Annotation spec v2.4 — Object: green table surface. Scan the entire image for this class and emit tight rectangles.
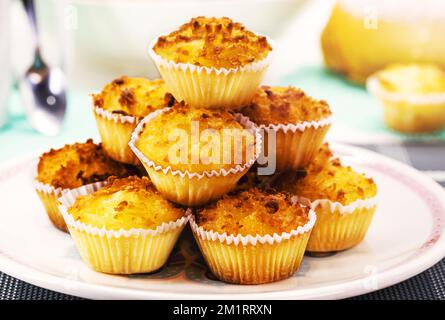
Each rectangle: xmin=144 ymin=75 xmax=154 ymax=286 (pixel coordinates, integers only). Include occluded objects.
xmin=0 ymin=86 xmax=96 ymax=162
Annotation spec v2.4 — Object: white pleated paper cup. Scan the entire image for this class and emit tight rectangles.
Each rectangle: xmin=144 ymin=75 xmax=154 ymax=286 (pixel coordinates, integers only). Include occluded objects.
xmin=58 ymin=182 xmax=190 ymax=274
xmin=128 ymin=108 xmax=262 ymax=206
xmin=148 ymin=36 xmax=274 ymax=109
xmin=91 ymin=95 xmax=141 ymax=166
xmin=189 ymin=209 xmax=316 ymax=284
xmin=307 ymin=196 xmax=378 ymax=253
xmin=259 ymin=116 xmax=332 ymax=172
xmin=34 ymin=180 xmax=69 ymax=232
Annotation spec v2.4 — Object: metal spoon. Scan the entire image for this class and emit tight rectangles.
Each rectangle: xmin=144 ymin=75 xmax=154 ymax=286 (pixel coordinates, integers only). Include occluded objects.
xmin=19 ymin=0 xmax=66 ymax=136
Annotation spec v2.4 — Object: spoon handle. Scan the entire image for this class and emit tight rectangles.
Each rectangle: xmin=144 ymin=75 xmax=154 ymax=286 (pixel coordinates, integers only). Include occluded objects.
xmin=22 ymin=0 xmax=40 ymax=52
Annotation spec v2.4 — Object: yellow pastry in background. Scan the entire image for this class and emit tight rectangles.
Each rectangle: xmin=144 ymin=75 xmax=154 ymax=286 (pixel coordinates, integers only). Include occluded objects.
xmin=277 ymin=144 xmax=378 ymax=253
xmin=58 ymin=176 xmax=189 ymax=274
xmin=129 ymin=102 xmax=259 ymax=206
xmin=150 ymin=17 xmax=273 ymax=109
xmin=321 ymin=0 xmax=445 ymax=84
xmin=92 ymin=76 xmax=175 ymax=165
xmin=35 ymin=139 xmax=136 ymax=232
xmin=367 ymin=64 xmax=445 ymax=133
xmin=238 ymin=86 xmax=332 ymax=172
xmin=190 ymin=188 xmax=315 ymax=284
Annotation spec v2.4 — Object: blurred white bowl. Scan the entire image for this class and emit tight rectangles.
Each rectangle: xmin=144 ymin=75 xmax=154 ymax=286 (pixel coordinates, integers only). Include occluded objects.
xmin=35 ymin=0 xmax=307 ymax=90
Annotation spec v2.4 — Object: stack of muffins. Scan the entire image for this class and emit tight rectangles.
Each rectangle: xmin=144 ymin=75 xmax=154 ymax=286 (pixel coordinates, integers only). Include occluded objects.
xmin=34 ymin=17 xmax=378 ymax=284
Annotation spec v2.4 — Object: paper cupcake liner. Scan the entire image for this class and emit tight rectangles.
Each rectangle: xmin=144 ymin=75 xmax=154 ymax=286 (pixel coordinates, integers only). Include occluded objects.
xmin=367 ymin=77 xmax=445 ymax=133
xmin=260 ymin=117 xmax=332 ymax=172
xmin=148 ymin=36 xmax=274 ymax=109
xmin=189 ymin=210 xmax=316 ymax=284
xmin=93 ymin=104 xmax=141 ymax=165
xmin=34 ymin=180 xmax=68 ymax=232
xmin=58 ymin=182 xmax=190 ymax=274
xmin=307 ymin=196 xmax=378 ymax=252
xmin=128 ymin=108 xmax=262 ymax=206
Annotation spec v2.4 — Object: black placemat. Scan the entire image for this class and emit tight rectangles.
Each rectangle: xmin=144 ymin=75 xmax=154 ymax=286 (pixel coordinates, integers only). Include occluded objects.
xmin=0 ymin=272 xmax=80 ymax=300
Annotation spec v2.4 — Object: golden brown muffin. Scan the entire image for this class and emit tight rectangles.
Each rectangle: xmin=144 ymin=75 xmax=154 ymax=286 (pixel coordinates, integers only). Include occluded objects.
xmin=278 ymin=155 xmax=377 ymax=205
xmin=136 ymin=102 xmax=256 ymax=173
xmin=275 ymin=143 xmax=377 ymax=253
xmin=61 ymin=176 xmax=188 ymax=274
xmin=237 ymin=86 xmax=331 ymax=172
xmin=37 ymin=139 xmax=136 ymax=189
xmin=191 ymin=187 xmax=313 ymax=284
xmin=68 ymin=176 xmax=185 ymax=230
xmin=92 ymin=76 xmax=175 ymax=119
xmin=195 ymin=188 xmax=310 ymax=236
xmin=276 ymin=147 xmax=377 ymax=253
xmin=238 ymin=86 xmax=332 ymax=125
xmin=153 ymin=17 xmax=272 ymax=69
xmin=272 ymin=143 xmax=378 ymax=253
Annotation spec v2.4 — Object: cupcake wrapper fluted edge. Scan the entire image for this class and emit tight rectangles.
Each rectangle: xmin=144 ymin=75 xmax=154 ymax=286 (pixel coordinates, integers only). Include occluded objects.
xmin=307 ymin=196 xmax=378 ymax=252
xmin=189 ymin=209 xmax=316 ymax=284
xmin=128 ymin=108 xmax=262 ymax=206
xmin=148 ymin=35 xmax=275 ymax=109
xmin=34 ymin=180 xmax=68 ymax=232
xmin=259 ymin=117 xmax=332 ymax=172
xmin=58 ymin=182 xmax=190 ymax=274
xmin=92 ymin=98 xmax=141 ymax=165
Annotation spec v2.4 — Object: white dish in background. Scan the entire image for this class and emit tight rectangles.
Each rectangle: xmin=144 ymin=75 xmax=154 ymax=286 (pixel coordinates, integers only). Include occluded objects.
xmin=8 ymin=0 xmax=308 ymax=91
xmin=0 ymin=143 xmax=444 ymax=299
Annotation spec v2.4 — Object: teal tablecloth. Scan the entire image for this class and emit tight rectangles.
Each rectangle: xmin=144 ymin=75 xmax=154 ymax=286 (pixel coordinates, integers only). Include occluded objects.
xmin=0 ymin=87 xmax=97 ymax=162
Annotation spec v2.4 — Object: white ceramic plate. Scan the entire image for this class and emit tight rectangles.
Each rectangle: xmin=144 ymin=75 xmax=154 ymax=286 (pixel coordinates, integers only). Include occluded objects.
xmin=0 ymin=143 xmax=444 ymax=300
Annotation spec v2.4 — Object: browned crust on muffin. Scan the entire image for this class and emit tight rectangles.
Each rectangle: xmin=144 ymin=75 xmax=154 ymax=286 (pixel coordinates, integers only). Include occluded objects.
xmin=153 ymin=17 xmax=272 ymax=69
xmin=37 ymin=139 xmax=137 ymax=189
xmin=92 ymin=76 xmax=175 ymax=119
xmin=195 ymin=187 xmax=309 ymax=236
xmin=97 ymin=175 xmax=155 ymax=194
xmin=238 ymin=86 xmax=332 ymax=125
xmin=136 ymin=101 xmax=256 ymax=172
xmin=275 ymin=144 xmax=377 ymax=204
xmin=67 ymin=176 xmax=185 ymax=230
xmin=157 ymin=101 xmax=243 ymax=130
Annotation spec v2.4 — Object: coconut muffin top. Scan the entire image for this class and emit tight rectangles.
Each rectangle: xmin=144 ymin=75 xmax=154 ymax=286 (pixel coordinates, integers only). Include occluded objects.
xmin=68 ymin=176 xmax=185 ymax=230
xmin=277 ymin=146 xmax=377 ymax=205
xmin=37 ymin=139 xmax=136 ymax=189
xmin=375 ymin=64 xmax=445 ymax=94
xmin=92 ymin=76 xmax=175 ymax=119
xmin=135 ymin=102 xmax=256 ymax=173
xmin=238 ymin=86 xmax=332 ymax=125
xmin=195 ymin=188 xmax=310 ymax=236
xmin=152 ymin=17 xmax=272 ymax=69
